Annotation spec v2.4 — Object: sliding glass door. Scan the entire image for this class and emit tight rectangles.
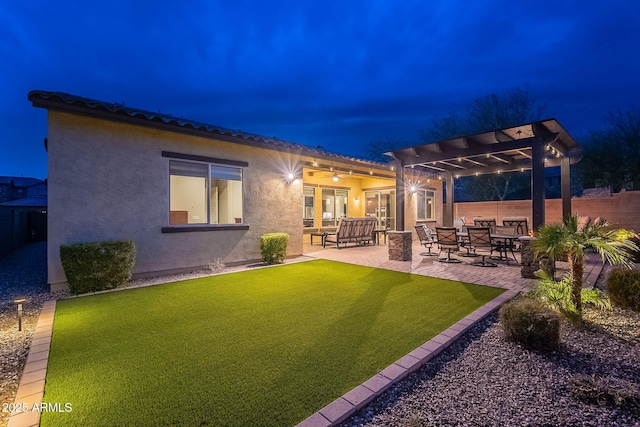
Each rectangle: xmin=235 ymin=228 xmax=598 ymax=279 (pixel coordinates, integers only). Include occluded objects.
xmin=364 ymin=190 xmax=395 ymax=230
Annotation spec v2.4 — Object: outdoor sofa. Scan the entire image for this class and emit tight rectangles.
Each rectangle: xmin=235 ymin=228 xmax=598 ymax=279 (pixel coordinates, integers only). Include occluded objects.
xmin=324 ymin=217 xmax=377 ymax=248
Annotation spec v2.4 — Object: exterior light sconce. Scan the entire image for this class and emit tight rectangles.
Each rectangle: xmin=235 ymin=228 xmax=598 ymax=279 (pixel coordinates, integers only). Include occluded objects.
xmin=15 ymin=297 xmax=26 ymax=331
xmin=410 ymin=185 xmax=417 ymax=193
xmin=369 ymin=170 xmax=373 ymax=175
xmin=354 ymin=197 xmax=360 ymax=205
xmin=348 ymin=170 xmax=352 ymax=175
xmin=332 ymin=173 xmax=339 ymax=182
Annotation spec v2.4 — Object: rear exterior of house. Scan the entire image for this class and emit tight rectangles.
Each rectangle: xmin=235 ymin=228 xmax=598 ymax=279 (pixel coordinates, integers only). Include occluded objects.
xmin=30 ymin=91 xmax=443 ymax=291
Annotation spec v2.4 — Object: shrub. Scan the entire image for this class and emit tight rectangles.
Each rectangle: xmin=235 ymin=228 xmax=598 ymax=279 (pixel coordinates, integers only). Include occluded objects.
xmin=569 ymin=374 xmax=640 ymax=410
xmin=499 ymin=299 xmax=560 ymax=351
xmin=60 ymin=240 xmax=136 ymax=294
xmin=528 ymin=271 xmax=611 ymax=321
xmin=607 ymin=267 xmax=640 ymax=311
xmin=260 ymin=233 xmax=289 ymax=265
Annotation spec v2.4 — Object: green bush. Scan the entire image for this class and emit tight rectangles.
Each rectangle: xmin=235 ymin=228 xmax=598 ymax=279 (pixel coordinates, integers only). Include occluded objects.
xmin=528 ymin=271 xmax=611 ymax=321
xmin=607 ymin=267 xmax=640 ymax=311
xmin=499 ymin=299 xmax=560 ymax=351
xmin=260 ymin=233 xmax=289 ymax=265
xmin=60 ymin=240 xmax=136 ymax=294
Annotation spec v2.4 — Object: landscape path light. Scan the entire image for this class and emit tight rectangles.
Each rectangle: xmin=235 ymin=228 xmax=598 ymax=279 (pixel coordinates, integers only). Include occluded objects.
xmin=14 ymin=297 xmax=26 ymax=331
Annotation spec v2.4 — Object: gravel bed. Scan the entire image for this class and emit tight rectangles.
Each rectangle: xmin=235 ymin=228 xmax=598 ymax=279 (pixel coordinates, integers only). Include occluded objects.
xmin=341 ymin=265 xmax=640 ymax=427
xmin=0 ymin=242 xmax=50 ymax=427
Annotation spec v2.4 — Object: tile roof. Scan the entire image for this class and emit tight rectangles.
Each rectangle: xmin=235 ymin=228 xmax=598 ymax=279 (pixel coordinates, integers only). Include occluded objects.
xmin=0 ymin=176 xmax=44 ymax=187
xmin=0 ymin=195 xmax=47 ymax=207
xmin=28 ymin=90 xmax=390 ymax=170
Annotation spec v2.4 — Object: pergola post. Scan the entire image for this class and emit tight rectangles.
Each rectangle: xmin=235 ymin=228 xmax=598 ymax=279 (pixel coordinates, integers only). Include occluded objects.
xmin=444 ymin=172 xmax=454 ymax=227
xmin=394 ymin=160 xmax=405 ymax=231
xmin=531 ymin=139 xmax=546 ymax=231
xmin=561 ymin=156 xmax=571 ymax=220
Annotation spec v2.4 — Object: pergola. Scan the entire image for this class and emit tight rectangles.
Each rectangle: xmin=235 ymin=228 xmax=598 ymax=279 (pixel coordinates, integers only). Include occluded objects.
xmin=387 ymin=119 xmax=582 ymax=231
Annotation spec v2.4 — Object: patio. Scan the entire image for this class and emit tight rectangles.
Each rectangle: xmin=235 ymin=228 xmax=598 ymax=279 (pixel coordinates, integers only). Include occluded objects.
xmin=303 ymin=239 xmax=604 ymax=294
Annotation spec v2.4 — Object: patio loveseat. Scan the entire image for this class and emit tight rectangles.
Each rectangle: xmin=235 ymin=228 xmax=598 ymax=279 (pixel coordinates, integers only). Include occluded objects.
xmin=324 ymin=217 xmax=377 ymax=248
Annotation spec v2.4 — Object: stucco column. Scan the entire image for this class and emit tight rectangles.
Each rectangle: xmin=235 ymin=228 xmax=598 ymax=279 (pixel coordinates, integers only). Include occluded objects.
xmin=394 ymin=160 xmax=405 ymax=231
xmin=561 ymin=156 xmax=571 ymax=221
xmin=531 ymin=140 xmax=545 ymax=231
xmin=443 ymin=172 xmax=454 ymax=227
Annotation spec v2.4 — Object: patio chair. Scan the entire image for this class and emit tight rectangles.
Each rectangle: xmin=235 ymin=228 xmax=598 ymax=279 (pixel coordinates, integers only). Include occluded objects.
xmin=467 ymin=227 xmax=497 ymax=267
xmin=435 ymin=227 xmax=461 ymax=263
xmin=415 ymin=224 xmax=438 ymax=256
xmin=502 ymin=217 xmax=528 ymax=236
xmin=473 ymin=218 xmax=496 ymax=234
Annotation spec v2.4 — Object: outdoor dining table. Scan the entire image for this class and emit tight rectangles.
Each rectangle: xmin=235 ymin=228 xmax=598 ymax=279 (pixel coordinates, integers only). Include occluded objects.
xmin=457 ymin=232 xmax=521 ymax=264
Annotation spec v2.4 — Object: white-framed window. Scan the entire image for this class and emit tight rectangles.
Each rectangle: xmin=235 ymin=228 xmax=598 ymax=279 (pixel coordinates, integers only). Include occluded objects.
xmin=417 ymin=189 xmax=435 ymax=220
xmin=321 ymin=188 xmax=348 ymax=227
xmin=303 ymin=187 xmax=315 ymax=227
xmin=169 ymin=159 xmax=244 ymax=225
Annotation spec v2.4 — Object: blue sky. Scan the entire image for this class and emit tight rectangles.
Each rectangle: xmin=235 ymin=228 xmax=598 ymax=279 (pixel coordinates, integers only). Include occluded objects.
xmin=1 ymin=0 xmax=639 ymax=179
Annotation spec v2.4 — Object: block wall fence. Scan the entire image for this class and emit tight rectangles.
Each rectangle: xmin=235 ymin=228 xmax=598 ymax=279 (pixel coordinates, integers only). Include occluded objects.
xmin=453 ymin=190 xmax=640 ymax=232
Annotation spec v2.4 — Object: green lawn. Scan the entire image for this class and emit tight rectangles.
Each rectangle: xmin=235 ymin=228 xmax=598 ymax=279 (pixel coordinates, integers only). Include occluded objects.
xmin=41 ymin=259 xmax=504 ymax=426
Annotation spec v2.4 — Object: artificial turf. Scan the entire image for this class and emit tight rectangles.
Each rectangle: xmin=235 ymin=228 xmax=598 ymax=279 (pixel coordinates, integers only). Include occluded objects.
xmin=41 ymin=259 xmax=505 ymax=426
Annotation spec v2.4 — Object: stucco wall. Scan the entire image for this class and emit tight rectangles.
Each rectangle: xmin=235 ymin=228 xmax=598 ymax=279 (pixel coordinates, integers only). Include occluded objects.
xmin=47 ymin=111 xmax=304 ymax=288
xmin=453 ymin=191 xmax=640 ymax=232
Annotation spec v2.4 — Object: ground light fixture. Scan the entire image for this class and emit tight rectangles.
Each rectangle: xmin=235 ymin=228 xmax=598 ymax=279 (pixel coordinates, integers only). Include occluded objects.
xmin=14 ymin=297 xmax=26 ymax=331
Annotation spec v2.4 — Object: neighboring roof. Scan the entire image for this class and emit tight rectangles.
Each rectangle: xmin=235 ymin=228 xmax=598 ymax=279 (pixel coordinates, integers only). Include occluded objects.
xmin=0 ymin=176 xmax=44 ymax=187
xmin=0 ymin=195 xmax=47 ymax=208
xmin=28 ymin=90 xmax=391 ymax=172
xmin=387 ymin=119 xmax=582 ymax=177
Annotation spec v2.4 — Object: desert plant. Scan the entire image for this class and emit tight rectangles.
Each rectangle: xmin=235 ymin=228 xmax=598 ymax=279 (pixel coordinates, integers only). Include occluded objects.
xmin=60 ymin=240 xmax=136 ymax=294
xmin=499 ymin=299 xmax=560 ymax=351
xmin=607 ymin=267 xmax=640 ymax=311
xmin=528 ymin=271 xmax=611 ymax=321
xmin=534 ymin=215 xmax=637 ymax=315
xmin=569 ymin=374 xmax=640 ymax=410
xmin=260 ymin=233 xmax=289 ymax=265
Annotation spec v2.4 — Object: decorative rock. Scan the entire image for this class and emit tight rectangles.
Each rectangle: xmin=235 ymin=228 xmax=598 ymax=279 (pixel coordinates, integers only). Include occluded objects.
xmin=388 ymin=231 xmax=412 ymax=261
xmin=519 ymin=236 xmax=555 ymax=279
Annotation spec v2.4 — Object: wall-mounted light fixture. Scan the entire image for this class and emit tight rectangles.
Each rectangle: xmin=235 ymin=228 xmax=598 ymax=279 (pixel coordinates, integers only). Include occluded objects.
xmin=332 ymin=173 xmax=339 ymax=182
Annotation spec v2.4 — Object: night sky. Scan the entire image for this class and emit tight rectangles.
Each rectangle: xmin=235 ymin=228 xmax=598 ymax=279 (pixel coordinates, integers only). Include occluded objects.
xmin=1 ymin=0 xmax=639 ymax=179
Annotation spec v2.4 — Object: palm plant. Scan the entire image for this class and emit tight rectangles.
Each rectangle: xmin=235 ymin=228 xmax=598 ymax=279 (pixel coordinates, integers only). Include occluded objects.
xmin=533 ymin=215 xmax=638 ymax=315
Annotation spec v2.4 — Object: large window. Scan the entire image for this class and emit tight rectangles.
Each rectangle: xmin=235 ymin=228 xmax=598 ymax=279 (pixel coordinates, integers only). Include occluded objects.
xmin=417 ymin=189 xmax=435 ymax=220
xmin=169 ymin=160 xmax=243 ymax=225
xmin=303 ymin=187 xmax=315 ymax=227
xmin=321 ymin=189 xmax=348 ymax=227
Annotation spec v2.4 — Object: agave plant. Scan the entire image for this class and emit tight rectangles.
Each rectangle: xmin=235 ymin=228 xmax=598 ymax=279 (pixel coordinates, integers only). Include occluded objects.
xmin=533 ymin=215 xmax=638 ymax=315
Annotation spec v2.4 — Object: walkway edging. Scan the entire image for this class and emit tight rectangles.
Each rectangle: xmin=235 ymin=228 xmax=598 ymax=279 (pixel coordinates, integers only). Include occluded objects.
xmin=296 ymin=289 xmax=521 ymax=427
xmin=8 ymin=300 xmax=56 ymax=427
